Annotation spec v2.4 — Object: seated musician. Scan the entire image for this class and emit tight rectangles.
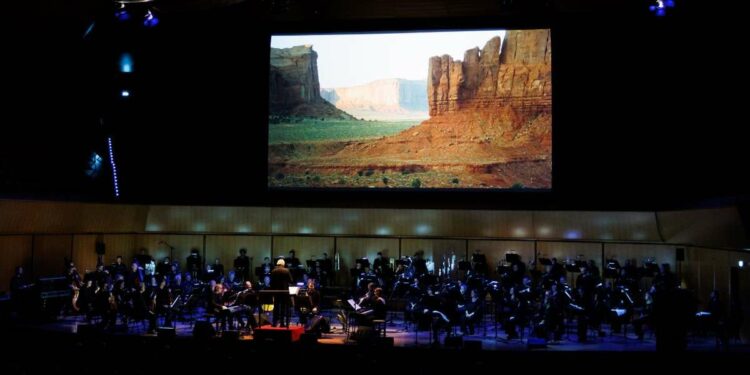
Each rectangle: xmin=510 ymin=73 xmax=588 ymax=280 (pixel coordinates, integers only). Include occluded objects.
xmin=355 ymin=287 xmax=387 ymax=326
xmin=209 ymin=284 xmax=231 ymax=330
xmin=153 ymin=278 xmax=174 ymax=327
xmin=461 ymin=289 xmax=484 ymax=335
xmin=232 ymin=281 xmax=258 ymax=331
xmin=299 ymin=279 xmax=321 ymax=325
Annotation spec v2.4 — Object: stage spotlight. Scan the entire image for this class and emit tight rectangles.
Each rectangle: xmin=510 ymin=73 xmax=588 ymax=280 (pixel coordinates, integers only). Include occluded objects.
xmin=649 ymin=0 xmax=675 ymax=17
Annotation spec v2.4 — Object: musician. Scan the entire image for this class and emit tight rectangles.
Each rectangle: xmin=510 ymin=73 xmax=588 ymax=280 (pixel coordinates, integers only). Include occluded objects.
xmin=134 ymin=248 xmax=153 ymax=272
xmin=152 ymin=278 xmax=174 ymax=329
xmin=9 ymin=266 xmax=30 ymax=311
xmin=207 ymin=258 xmax=225 ymax=282
xmin=286 ymin=250 xmax=301 ymax=269
xmin=209 ymin=284 xmax=230 ymax=331
xmin=260 ymin=257 xmax=273 ymax=288
xmin=319 ymin=252 xmax=333 ymax=286
xmin=461 ymin=289 xmax=484 ymax=335
xmin=93 ymin=280 xmax=116 ymax=329
xmin=286 ymin=250 xmax=304 ymax=283
xmin=373 ymin=252 xmax=388 ymax=277
xmin=270 ymin=259 xmax=293 ymax=327
xmin=299 ymin=279 xmax=321 ymax=326
xmin=412 ymin=250 xmax=428 ymax=279
xmin=471 ymin=249 xmax=488 ymax=276
xmin=233 ymin=281 xmax=258 ymax=331
xmin=358 ymin=282 xmax=376 ymax=309
xmin=67 ymin=264 xmax=83 ymax=312
xmin=234 ymin=248 xmax=251 ymax=282
xmin=186 ymin=248 xmax=202 ymax=279
xmin=92 ymin=263 xmax=110 ymax=286
xmin=125 ymin=262 xmax=143 ymax=291
xmin=112 ymin=279 xmax=131 ymax=324
xmin=110 ymin=256 xmax=128 ymax=280
xmin=156 ymin=257 xmax=172 ymax=283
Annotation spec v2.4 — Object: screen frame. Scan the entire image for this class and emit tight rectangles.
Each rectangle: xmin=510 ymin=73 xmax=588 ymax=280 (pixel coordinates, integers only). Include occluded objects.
xmin=265 ymin=19 xmax=555 ymax=196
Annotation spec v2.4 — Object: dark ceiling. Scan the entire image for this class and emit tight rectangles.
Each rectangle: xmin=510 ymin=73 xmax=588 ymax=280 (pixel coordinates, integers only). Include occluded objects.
xmin=1 ymin=1 xmax=745 ymax=211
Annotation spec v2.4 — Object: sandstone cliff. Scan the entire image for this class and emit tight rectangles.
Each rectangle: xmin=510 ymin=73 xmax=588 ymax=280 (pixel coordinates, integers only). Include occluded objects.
xmin=321 ymin=79 xmax=428 ymax=120
xmin=269 ymin=45 xmax=353 ymax=119
xmin=428 ymin=29 xmax=551 ymax=117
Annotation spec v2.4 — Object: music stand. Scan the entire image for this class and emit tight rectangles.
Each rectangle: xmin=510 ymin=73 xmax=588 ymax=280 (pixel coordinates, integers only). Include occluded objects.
xmin=458 ymin=261 xmax=471 ymax=271
xmin=254 ymin=267 xmax=265 ymax=278
xmin=505 ymin=253 xmax=521 ymax=263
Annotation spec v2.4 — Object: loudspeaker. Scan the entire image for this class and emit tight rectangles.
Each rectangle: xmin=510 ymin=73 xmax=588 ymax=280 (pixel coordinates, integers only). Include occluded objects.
xmin=157 ymin=327 xmax=175 ymax=339
xmin=77 ymin=324 xmax=98 ymax=336
xmin=352 ymin=326 xmax=377 ymax=344
xmin=445 ymin=335 xmax=463 ymax=348
xmin=527 ymin=338 xmax=547 ymax=349
xmin=676 ymin=248 xmax=685 ymax=262
xmin=193 ymin=320 xmax=216 ymax=339
xmin=306 ymin=316 xmax=330 ymax=334
xmin=95 ymin=241 xmax=106 ymax=255
xmin=222 ymin=330 xmax=239 ymax=341
xmin=300 ymin=332 xmax=318 ymax=346
xmin=376 ymin=336 xmax=394 ymax=348
xmin=463 ymin=340 xmax=482 ymax=350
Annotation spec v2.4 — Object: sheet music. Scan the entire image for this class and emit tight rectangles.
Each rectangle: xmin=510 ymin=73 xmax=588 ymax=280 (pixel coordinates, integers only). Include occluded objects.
xmin=347 ymin=298 xmax=361 ymax=311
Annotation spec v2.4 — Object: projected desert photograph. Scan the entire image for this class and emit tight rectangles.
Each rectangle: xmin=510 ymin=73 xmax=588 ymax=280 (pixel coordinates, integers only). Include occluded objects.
xmin=268 ymin=29 xmax=551 ymax=189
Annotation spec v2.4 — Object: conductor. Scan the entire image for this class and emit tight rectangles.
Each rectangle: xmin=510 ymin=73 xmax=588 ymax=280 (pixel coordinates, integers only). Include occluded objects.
xmin=270 ymin=258 xmax=294 ymax=327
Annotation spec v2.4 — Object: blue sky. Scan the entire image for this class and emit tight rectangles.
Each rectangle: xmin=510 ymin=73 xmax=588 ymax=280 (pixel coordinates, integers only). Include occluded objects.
xmin=272 ymin=30 xmax=506 ymax=88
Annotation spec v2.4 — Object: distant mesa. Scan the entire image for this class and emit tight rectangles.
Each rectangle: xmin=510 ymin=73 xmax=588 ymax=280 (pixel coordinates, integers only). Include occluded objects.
xmin=269 ymin=45 xmax=354 ymax=119
xmin=321 ymin=79 xmax=428 ymax=121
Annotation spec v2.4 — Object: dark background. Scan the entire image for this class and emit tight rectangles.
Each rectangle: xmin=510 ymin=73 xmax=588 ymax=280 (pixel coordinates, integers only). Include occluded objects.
xmin=0 ymin=1 xmax=745 ymax=211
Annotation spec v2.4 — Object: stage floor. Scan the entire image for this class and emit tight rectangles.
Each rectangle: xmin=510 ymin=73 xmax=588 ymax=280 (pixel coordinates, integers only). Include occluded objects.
xmin=17 ymin=308 xmax=746 ymax=352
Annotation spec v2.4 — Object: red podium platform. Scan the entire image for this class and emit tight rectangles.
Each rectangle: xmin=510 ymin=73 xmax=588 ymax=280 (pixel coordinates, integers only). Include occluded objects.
xmin=253 ymin=325 xmax=305 ymax=343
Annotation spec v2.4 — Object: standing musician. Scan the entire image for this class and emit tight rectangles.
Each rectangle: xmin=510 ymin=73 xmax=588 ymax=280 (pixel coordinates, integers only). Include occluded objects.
xmin=234 ymin=248 xmax=251 ymax=283
xmin=67 ymin=263 xmax=82 ymax=312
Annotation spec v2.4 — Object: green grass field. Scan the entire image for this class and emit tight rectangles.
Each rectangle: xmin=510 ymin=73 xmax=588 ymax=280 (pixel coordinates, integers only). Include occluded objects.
xmin=268 ymin=119 xmax=419 ymax=144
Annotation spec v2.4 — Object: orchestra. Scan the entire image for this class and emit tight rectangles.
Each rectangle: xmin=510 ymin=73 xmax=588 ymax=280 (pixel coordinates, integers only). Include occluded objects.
xmin=4 ymin=246 xmax=714 ymax=349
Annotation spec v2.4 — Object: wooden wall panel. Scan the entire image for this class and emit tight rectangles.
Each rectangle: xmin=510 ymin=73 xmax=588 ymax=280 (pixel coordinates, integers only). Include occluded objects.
xmin=71 ymin=235 xmax=99 ymax=275
xmin=32 ymin=235 xmax=73 ymax=277
xmin=534 ymin=211 xmax=660 ymax=242
xmin=467 ymin=240 xmax=535 ymax=279
xmin=102 ymin=235 xmax=138 ymax=265
xmin=658 ymin=208 xmax=747 ymax=249
xmin=146 ymin=205 xmax=271 ymax=233
xmin=453 ymin=210 xmax=534 ymax=238
xmin=0 ymin=200 xmax=148 ymax=233
xmin=204 ymin=236 xmax=271 ymax=281
xmin=0 ymin=235 xmax=32 ymax=293
xmin=272 ymin=236 xmax=333 ymax=262
xmin=685 ymin=247 xmax=731 ymax=311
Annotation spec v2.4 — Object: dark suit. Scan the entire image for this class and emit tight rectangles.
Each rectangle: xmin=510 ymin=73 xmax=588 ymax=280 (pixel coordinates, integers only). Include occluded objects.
xmin=270 ymin=266 xmax=294 ymax=326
